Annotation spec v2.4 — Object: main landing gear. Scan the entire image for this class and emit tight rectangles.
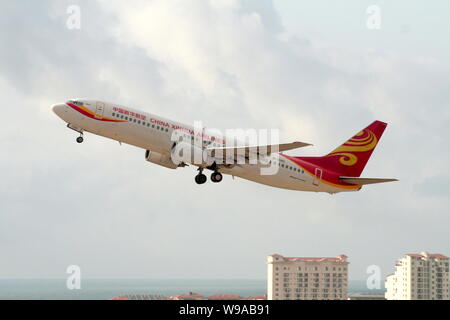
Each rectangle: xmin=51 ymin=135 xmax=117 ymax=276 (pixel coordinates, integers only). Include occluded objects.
xmin=195 ymin=169 xmax=223 ymax=185
xmin=195 ymin=174 xmax=207 ymax=185
xmin=211 ymin=171 xmax=223 ymax=183
xmin=195 ymin=169 xmax=207 ymax=185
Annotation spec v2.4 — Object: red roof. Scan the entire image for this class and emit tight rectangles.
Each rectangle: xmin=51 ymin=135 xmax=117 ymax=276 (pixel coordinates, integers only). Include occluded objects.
xmin=110 ymin=296 xmax=129 ymax=300
xmin=406 ymin=253 xmax=449 ymax=259
xmin=169 ymin=293 xmax=205 ymax=300
xmin=286 ymin=257 xmax=343 ymax=262
xmin=245 ymin=295 xmax=267 ymax=300
xmin=430 ymin=254 xmax=449 ymax=259
xmin=270 ymin=254 xmax=348 ymax=262
xmin=208 ymin=294 xmax=242 ymax=300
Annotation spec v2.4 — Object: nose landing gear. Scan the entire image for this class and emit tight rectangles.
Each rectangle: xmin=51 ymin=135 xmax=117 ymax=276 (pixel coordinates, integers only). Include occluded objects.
xmin=67 ymin=124 xmax=84 ymax=144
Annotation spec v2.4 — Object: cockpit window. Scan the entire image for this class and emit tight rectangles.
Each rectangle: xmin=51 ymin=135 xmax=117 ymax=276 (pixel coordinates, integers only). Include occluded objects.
xmin=68 ymin=100 xmax=84 ymax=106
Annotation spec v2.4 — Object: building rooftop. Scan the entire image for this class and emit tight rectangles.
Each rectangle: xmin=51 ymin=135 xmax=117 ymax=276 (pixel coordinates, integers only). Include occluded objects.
xmin=168 ymin=292 xmax=206 ymax=300
xmin=112 ymin=292 xmax=266 ymax=301
xmin=208 ymin=294 xmax=242 ymax=300
xmin=269 ymin=254 xmax=348 ymax=263
xmin=110 ymin=294 xmax=167 ymax=300
xmin=405 ymin=252 xmax=449 ymax=259
xmin=245 ymin=295 xmax=267 ymax=300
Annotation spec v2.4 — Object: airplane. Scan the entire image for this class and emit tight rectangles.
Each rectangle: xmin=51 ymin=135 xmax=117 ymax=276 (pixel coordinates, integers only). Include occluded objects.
xmin=52 ymin=99 xmax=397 ymax=194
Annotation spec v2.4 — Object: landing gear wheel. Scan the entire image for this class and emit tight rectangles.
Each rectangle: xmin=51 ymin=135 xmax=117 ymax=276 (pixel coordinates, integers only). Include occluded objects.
xmin=195 ymin=174 xmax=207 ymax=185
xmin=76 ymin=136 xmax=84 ymax=144
xmin=211 ymin=172 xmax=223 ymax=183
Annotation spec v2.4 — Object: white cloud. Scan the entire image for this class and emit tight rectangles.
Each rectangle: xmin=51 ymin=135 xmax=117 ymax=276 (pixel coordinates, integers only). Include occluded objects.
xmin=0 ymin=0 xmax=449 ymax=282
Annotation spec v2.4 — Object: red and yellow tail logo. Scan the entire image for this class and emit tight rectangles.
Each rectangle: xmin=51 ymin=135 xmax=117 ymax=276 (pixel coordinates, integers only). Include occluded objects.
xmin=327 ymin=129 xmax=378 ymax=166
xmin=322 ymin=121 xmax=387 ymax=177
xmin=297 ymin=121 xmax=387 ymax=178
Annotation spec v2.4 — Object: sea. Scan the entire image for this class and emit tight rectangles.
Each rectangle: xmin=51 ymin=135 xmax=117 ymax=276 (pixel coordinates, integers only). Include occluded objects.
xmin=0 ymin=279 xmax=384 ymax=300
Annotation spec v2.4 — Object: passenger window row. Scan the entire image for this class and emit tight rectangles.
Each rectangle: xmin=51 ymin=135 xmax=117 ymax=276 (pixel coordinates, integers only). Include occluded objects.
xmin=112 ymin=112 xmax=170 ymax=133
xmin=277 ymin=162 xmax=305 ymax=174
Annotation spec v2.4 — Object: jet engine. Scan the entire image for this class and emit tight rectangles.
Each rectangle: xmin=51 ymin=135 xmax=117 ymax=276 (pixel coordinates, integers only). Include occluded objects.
xmin=170 ymin=142 xmax=215 ymax=167
xmin=145 ymin=150 xmax=178 ymax=170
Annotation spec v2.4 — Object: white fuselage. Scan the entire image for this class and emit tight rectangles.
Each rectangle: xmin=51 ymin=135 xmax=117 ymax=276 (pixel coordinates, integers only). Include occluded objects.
xmin=52 ymin=99 xmax=360 ymax=194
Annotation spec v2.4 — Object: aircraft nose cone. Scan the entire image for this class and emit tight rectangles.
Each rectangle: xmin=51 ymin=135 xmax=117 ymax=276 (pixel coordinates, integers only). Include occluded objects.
xmin=52 ymin=103 xmax=66 ymax=116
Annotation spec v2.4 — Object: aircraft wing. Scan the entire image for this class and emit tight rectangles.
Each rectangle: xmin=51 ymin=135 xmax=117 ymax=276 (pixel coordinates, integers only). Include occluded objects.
xmin=339 ymin=177 xmax=398 ymax=185
xmin=207 ymin=141 xmax=312 ymax=160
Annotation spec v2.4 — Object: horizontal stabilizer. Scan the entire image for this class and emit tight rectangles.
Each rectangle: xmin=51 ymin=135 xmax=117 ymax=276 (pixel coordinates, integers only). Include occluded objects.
xmin=339 ymin=177 xmax=398 ymax=186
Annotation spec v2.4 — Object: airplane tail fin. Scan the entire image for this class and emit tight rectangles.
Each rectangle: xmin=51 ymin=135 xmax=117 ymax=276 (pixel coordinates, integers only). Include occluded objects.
xmin=298 ymin=121 xmax=388 ymax=177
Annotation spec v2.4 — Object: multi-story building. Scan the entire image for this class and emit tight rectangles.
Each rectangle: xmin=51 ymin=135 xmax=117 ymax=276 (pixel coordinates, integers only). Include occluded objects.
xmin=267 ymin=254 xmax=349 ymax=300
xmin=385 ymin=252 xmax=450 ymax=300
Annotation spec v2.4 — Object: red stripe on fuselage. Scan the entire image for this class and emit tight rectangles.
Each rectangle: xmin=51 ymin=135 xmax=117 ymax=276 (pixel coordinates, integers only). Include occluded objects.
xmin=66 ymin=102 xmax=126 ymax=122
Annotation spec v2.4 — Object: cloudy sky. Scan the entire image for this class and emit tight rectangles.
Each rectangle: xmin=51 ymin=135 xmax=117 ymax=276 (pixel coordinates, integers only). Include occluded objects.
xmin=1 ymin=0 xmax=449 ymax=283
